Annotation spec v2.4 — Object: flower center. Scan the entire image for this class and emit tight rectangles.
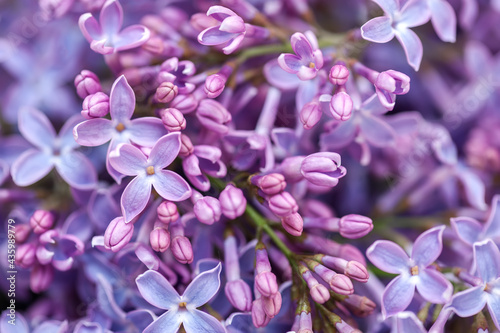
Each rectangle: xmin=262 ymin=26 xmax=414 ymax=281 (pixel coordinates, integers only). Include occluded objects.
xmin=178 ymin=302 xmax=187 ymax=308
xmin=146 ymin=166 xmax=155 ymax=175
xmin=410 ymin=265 xmax=419 ymax=276
xmin=308 ymin=62 xmax=315 ymax=69
xmin=115 ymin=123 xmax=125 ymax=132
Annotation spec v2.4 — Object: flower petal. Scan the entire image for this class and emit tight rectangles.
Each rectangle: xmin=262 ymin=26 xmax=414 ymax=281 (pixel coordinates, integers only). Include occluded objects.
xmin=429 ymin=0 xmax=456 ymax=42
xmin=486 ymin=293 xmax=500 ymax=330
xmin=121 ymin=176 xmax=151 ymax=222
xmin=394 ymin=27 xmax=423 ymax=71
xmin=399 ymin=0 xmax=431 ymax=28
xmin=18 ymin=107 xmax=56 ymax=149
xmin=148 ymin=133 xmax=181 ymax=169
xmin=372 ymin=0 xmax=399 ymax=15
xmin=99 ymin=0 xmax=123 ymax=37
xmin=319 ymin=117 xmax=357 ymax=150
xmin=455 ymin=166 xmax=487 ymax=211
xmin=182 ymin=263 xmax=222 ymax=308
xmin=136 ymin=270 xmax=181 ymax=309
xmin=382 ymin=275 xmax=416 ymax=318
xmin=473 ymin=240 xmax=500 ymax=283
xmin=449 ymin=286 xmax=487 ymax=317
xmin=485 ymin=195 xmax=500 ymax=237
xmin=59 ymin=115 xmax=85 ymax=150
xmin=359 ymin=113 xmax=396 ymax=147
xmin=109 ymin=143 xmax=147 ymax=176
xmin=198 ymin=26 xmax=237 ymax=45
xmin=277 ymin=53 xmax=303 ymax=73
xmin=366 ymin=240 xmax=409 ymax=274
xmin=143 ymin=311 xmax=183 ymax=333
xmin=411 ymin=226 xmax=445 ymax=267
xmin=464 ymin=41 xmax=492 ymax=79
xmin=11 ymin=149 xmax=53 ymax=187
xmin=361 ymin=16 xmax=395 ymax=43
xmin=54 ymin=151 xmax=97 ymax=189
xmin=152 ymin=170 xmax=192 ymax=202
xmin=290 ymin=32 xmax=314 ymax=61
xmin=78 ymin=13 xmax=102 ymax=42
xmin=73 ymin=118 xmax=114 ymax=147
xmin=110 ymin=75 xmax=135 ymax=122
xmin=416 ymin=269 xmax=453 ymax=303
xmin=450 ymin=217 xmax=482 ymax=245
xmin=114 ymin=25 xmax=151 ymax=51
xmin=395 ymin=312 xmax=427 ymax=333
xmin=182 ymin=309 xmax=226 ymax=333
xmin=263 ymin=59 xmax=301 ymax=91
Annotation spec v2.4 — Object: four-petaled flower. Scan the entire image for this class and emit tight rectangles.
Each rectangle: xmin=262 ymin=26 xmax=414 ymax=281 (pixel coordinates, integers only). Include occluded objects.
xmin=136 ymin=263 xmax=225 ymax=333
xmin=36 ymin=229 xmax=85 ymax=271
xmin=109 ymin=132 xmax=192 ymax=222
xmin=278 ymin=32 xmax=324 ymax=81
xmin=366 ymin=225 xmax=453 ymax=318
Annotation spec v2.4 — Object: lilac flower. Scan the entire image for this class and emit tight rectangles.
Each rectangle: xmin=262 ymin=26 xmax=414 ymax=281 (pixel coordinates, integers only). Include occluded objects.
xmin=158 ymin=58 xmax=197 ymax=94
xmin=36 ymin=229 xmax=84 ymax=271
xmin=11 ymin=108 xmax=97 ymax=189
xmin=427 ymin=0 xmax=457 ymax=42
xmin=361 ymin=0 xmax=431 ymax=70
xmin=79 ymin=0 xmax=151 ymax=54
xmin=73 ymin=75 xmax=166 ymax=183
xmin=136 ymin=263 xmax=225 ymax=333
xmin=182 ymin=145 xmax=227 ymax=192
xmin=366 ymin=226 xmax=452 ymax=318
xmin=109 ymin=133 xmax=192 ymax=222
xmin=278 ymin=32 xmax=324 ymax=81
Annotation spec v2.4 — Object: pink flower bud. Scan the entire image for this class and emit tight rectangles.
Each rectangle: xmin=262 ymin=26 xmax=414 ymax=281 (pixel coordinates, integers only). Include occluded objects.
xmin=256 ymin=173 xmax=286 ymax=195
xmin=300 ymin=101 xmax=322 ymax=130
xmin=196 ymin=99 xmax=232 ymax=134
xmin=15 ymin=224 xmax=31 ymax=243
xmin=300 ymin=152 xmax=346 ymax=187
xmin=343 ymin=295 xmax=376 ymax=317
xmin=82 ymin=92 xmax=110 ymax=119
xmin=29 ymin=210 xmax=54 ymax=234
xmin=170 ymin=93 xmax=198 ymax=113
xmin=345 ymin=261 xmax=369 ymax=283
xmin=30 ymin=264 xmax=54 ymax=293
xmin=339 ymin=214 xmax=373 ymax=239
xmin=204 ymin=74 xmax=226 ymax=98
xmin=16 ymin=243 xmax=37 ymax=268
xmin=160 ymin=108 xmax=186 ymax=132
xmin=281 ymin=213 xmax=303 ymax=236
xmin=149 ymin=227 xmax=171 ymax=252
xmin=310 ymin=284 xmax=330 ymax=304
xmin=104 ymin=217 xmax=134 ymax=252
xmin=330 ymin=274 xmax=354 ymax=295
xmin=74 ymin=70 xmax=101 ymax=99
xmin=155 ymin=81 xmax=178 ymax=103
xmin=329 ymin=91 xmax=353 ymax=121
xmin=255 ymin=271 xmax=279 ymax=297
xmin=157 ymin=201 xmax=179 ymax=224
xmin=262 ymin=292 xmax=282 ymax=318
xmin=329 ymin=64 xmax=349 ymax=86
xmin=142 ymin=36 xmax=166 ymax=55
xmin=219 ymin=184 xmax=246 ymax=219
xmin=171 ymin=236 xmax=193 ymax=264
xmin=194 ymin=196 xmax=221 ymax=225
xmin=268 ymin=192 xmax=298 ymax=217
xmin=179 ymin=134 xmax=194 ymax=157
xmin=225 ymin=279 xmax=253 ymax=311
xmin=252 ymin=298 xmax=271 ymax=328
xmin=376 ymin=70 xmax=410 ymax=95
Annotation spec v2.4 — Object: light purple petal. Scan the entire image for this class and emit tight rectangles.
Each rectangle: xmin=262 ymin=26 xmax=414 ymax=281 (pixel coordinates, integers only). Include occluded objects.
xmin=399 ymin=0 xmax=431 ymax=27
xmin=143 ymin=311 xmax=182 ymax=333
xmin=183 ymin=155 xmax=202 ymax=176
xmin=429 ymin=0 xmax=456 ymax=42
xmin=395 ymin=312 xmax=427 ymax=333
xmin=121 ymin=176 xmax=151 ymax=222
xmin=366 ymin=240 xmax=409 ymax=274
xmin=290 ymin=32 xmax=314 ymax=61
xmin=153 ymin=170 xmax=192 ymax=202
xmin=456 ymin=166 xmax=487 ymax=211
xmin=411 ymin=226 xmax=445 ymax=267
xmin=219 ymin=16 xmax=245 ymax=33
xmin=114 ymin=25 xmax=151 ymax=51
xmin=182 ymin=310 xmax=226 ymax=333
xmin=126 ymin=310 xmax=155 ymax=332
xmin=297 ymin=79 xmax=319 ymax=111
xmin=148 ymin=133 xmax=181 ymax=169
xmin=96 ymin=275 xmax=126 ymax=321
xmin=277 ymin=54 xmax=303 ymax=73
xmin=198 ymin=26 xmax=237 ymax=45
xmin=449 ymin=286 xmax=487 ymax=317
xmin=320 ymin=118 xmax=357 ymax=150
xmin=473 ymin=240 xmax=500 ymax=283
xmin=372 ymin=0 xmax=399 ymax=15
xmin=382 ymin=275 xmax=416 ymax=318
xmin=109 ymin=143 xmax=147 ymax=176
xmin=73 ymin=119 xmax=114 ymax=147
xmin=183 ymin=263 xmax=222 ymax=308
xmin=11 ymin=149 xmax=53 ymax=186
xmin=361 ymin=16 xmax=395 ymax=43
xmin=59 ymin=115 xmax=84 ymax=150
xmin=486 ymin=293 xmax=500 ymax=330
xmin=416 ymin=269 xmax=453 ymax=303
xmin=359 ymin=113 xmax=396 ymax=147
xmin=297 ymin=65 xmax=317 ymax=81
xmin=128 ymin=117 xmax=167 ymax=147
xmin=394 ymin=28 xmax=423 ymax=71
xmin=18 ymin=107 xmax=56 ymax=149
xmin=485 ymin=195 xmax=500 ymax=237
xmin=99 ymin=0 xmax=123 ymax=36
xmin=110 ymin=75 xmax=135 ymax=122
xmin=464 ymin=41 xmax=492 ymax=79
xmin=263 ymin=59 xmax=301 ymax=91
xmin=194 ymin=146 xmax=222 ymax=163
xmin=450 ymin=217 xmax=482 ymax=245
xmin=54 ymin=151 xmax=97 ymax=189
xmin=79 ymin=13 xmax=102 ymax=42
xmin=222 ymin=33 xmax=244 ymax=54
xmin=207 ymin=5 xmax=238 ymax=21
xmin=136 ymin=270 xmax=181 ymax=309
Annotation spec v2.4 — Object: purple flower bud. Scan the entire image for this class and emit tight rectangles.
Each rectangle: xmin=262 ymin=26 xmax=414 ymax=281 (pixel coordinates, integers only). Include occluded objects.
xmin=204 ymin=74 xmax=226 ymax=98
xmin=329 ymin=88 xmax=353 ymax=121
xmin=329 ymin=63 xmax=350 ymax=86
xmin=268 ymin=192 xmax=298 ymax=217
xmin=255 ymin=271 xmax=278 ymax=297
xmin=345 ymin=260 xmax=369 ymax=283
xmin=179 ymin=134 xmax=194 ymax=157
xmin=157 ymin=201 xmax=179 ymax=224
xmin=149 ymin=227 xmax=171 ymax=252
xmin=197 ymin=99 xmax=232 ymax=134
xmin=255 ymin=173 xmax=287 ymax=195
xmin=170 ymin=93 xmax=199 ymax=113
xmin=300 ymin=152 xmax=346 ymax=187
xmin=194 ymin=196 xmax=221 ymax=225
xmin=252 ymin=298 xmax=271 ymax=328
xmin=16 ymin=243 xmax=37 ymax=268
xmin=338 ymin=214 xmax=373 ymax=239
xmin=30 ymin=264 xmax=54 ymax=293
xmin=300 ymin=101 xmax=322 ymax=130
xmin=81 ymin=92 xmax=110 ymax=119
xmin=104 ymin=217 xmax=134 ymax=252
xmin=155 ymin=81 xmax=178 ymax=103
xmin=310 ymin=284 xmax=330 ymax=304
xmin=262 ymin=292 xmax=282 ymax=318
xmin=160 ymin=108 xmax=186 ymax=132
xmin=15 ymin=224 xmax=31 ymax=243
xmin=74 ymin=70 xmax=101 ymax=99
xmin=330 ymin=274 xmax=354 ymax=295
xmin=281 ymin=213 xmax=303 ymax=236
xmin=375 ymin=70 xmax=410 ymax=95
xmin=219 ymin=184 xmax=246 ymax=219
xmin=225 ymin=279 xmax=252 ymax=311
xmin=279 ymin=156 xmax=305 ymax=183
xmin=29 ymin=210 xmax=54 ymax=234
xmin=170 ymin=236 xmax=193 ymax=264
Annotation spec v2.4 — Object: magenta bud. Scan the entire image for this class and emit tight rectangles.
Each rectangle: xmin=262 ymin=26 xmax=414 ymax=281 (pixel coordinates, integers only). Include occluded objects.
xmin=268 ymin=192 xmax=298 ymax=217
xmin=345 ymin=261 xmax=369 ymax=283
xmin=104 ymin=217 xmax=134 ymax=252
xmin=257 ymin=173 xmax=286 ymax=195
xmin=330 ymin=274 xmax=354 ymax=295
xmin=194 ymin=196 xmax=221 ymax=225
xmin=155 ymin=81 xmax=178 ymax=103
xmin=255 ymin=271 xmax=278 ymax=297
xmin=263 ymin=292 xmax=282 ymax=318
xmin=30 ymin=264 xmax=54 ymax=293
xmin=179 ymin=134 xmax=194 ymax=157
xmin=170 ymin=93 xmax=198 ymax=113
xmin=329 ymin=91 xmax=353 ymax=121
xmin=329 ymin=64 xmax=350 ymax=86
xmin=310 ymin=284 xmax=330 ymax=304
xmin=196 ymin=99 xmax=232 ymax=134
xmin=281 ymin=213 xmax=303 ymax=236
xmin=252 ymin=299 xmax=271 ymax=328
xmin=376 ymin=70 xmax=410 ymax=95
xmin=29 ymin=210 xmax=54 ymax=234
xmin=81 ymin=92 xmax=110 ymax=119
xmin=219 ymin=184 xmax=247 ymax=220
xmin=142 ymin=36 xmax=166 ymax=55
xmin=225 ymin=279 xmax=253 ymax=311
xmin=300 ymin=101 xmax=322 ymax=130
xmin=15 ymin=224 xmax=31 ymax=243
xmin=74 ymin=70 xmax=101 ymax=99
xmin=171 ymin=236 xmax=193 ymax=264
xmin=157 ymin=201 xmax=179 ymax=224
xmin=149 ymin=227 xmax=171 ymax=252
xmin=160 ymin=108 xmax=186 ymax=132
xmin=339 ymin=214 xmax=373 ymax=239
xmin=300 ymin=152 xmax=346 ymax=187
xmin=204 ymin=74 xmax=226 ymax=98
xmin=16 ymin=243 xmax=37 ymax=268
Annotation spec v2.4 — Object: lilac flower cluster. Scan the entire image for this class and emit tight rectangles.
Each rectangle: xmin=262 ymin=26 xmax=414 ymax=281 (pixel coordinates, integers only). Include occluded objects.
xmin=1 ymin=0 xmax=499 ymax=332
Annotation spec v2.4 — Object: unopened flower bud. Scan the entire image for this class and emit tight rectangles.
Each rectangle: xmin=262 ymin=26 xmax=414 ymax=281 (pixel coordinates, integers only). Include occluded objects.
xmin=252 ymin=298 xmax=271 ymax=328
xmin=194 ymin=196 xmax=221 ymax=225
xmin=29 ymin=210 xmax=54 ymax=234
xmin=160 ymin=108 xmax=186 ymax=132
xmin=74 ymin=70 xmax=101 ymax=99
xmin=219 ymin=184 xmax=246 ymax=219
xmin=310 ymin=284 xmax=330 ymax=303
xmin=157 ymin=201 xmax=179 ymax=224
xmin=255 ymin=271 xmax=278 ymax=297
xmin=16 ymin=243 xmax=37 ymax=268
xmin=300 ymin=101 xmax=322 ymax=130
xmin=30 ymin=264 xmax=54 ymax=293
xmin=204 ymin=74 xmax=226 ymax=98
xmin=281 ymin=213 xmax=303 ymax=236
xmin=268 ymin=192 xmax=298 ymax=217
xmin=225 ymin=279 xmax=252 ymax=311
xmin=262 ymin=292 xmax=282 ymax=318
xmin=196 ymin=99 xmax=232 ymax=134
xmin=300 ymin=152 xmax=346 ymax=187
xmin=343 ymin=295 xmax=376 ymax=316
xmin=329 ymin=63 xmax=350 ymax=86
xmin=345 ymin=260 xmax=369 ymax=282
xmin=330 ymin=90 xmax=353 ymax=121
xmin=256 ymin=173 xmax=286 ymax=195
xmin=150 ymin=227 xmax=170 ymax=252
xmin=330 ymin=274 xmax=354 ymax=295
xmin=155 ymin=81 xmax=178 ymax=103
xmin=104 ymin=217 xmax=134 ymax=252
xmin=179 ymin=134 xmax=194 ymax=157
xmin=171 ymin=236 xmax=193 ymax=264
xmin=170 ymin=93 xmax=198 ymax=113
xmin=82 ymin=92 xmax=110 ymax=119
xmin=376 ymin=70 xmax=410 ymax=95
xmin=339 ymin=214 xmax=373 ymax=239
xmin=15 ymin=224 xmax=31 ymax=243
